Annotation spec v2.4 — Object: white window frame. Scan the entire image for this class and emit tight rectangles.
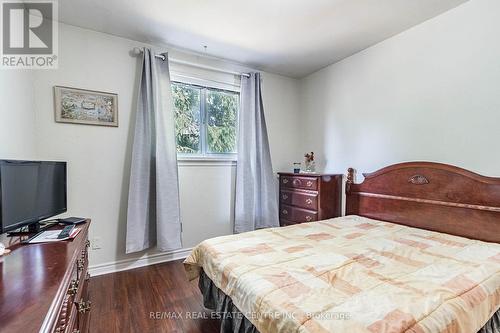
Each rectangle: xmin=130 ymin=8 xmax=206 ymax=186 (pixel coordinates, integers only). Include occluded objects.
xmin=171 ymin=77 xmax=240 ymax=162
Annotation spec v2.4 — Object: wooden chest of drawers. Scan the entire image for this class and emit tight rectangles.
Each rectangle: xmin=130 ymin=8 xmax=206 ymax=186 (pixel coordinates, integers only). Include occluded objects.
xmin=278 ymin=173 xmax=342 ymax=226
xmin=0 ymin=221 xmax=91 ymax=333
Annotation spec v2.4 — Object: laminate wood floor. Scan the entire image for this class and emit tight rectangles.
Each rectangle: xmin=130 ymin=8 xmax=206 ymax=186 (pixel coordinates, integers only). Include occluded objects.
xmin=89 ymin=260 xmax=220 ymax=333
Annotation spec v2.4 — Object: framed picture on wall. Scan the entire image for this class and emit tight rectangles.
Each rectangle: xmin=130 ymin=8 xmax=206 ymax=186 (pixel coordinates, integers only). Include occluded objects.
xmin=54 ymin=86 xmax=118 ymax=127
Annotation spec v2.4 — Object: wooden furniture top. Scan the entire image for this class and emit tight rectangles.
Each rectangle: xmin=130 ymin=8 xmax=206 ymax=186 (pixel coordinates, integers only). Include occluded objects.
xmin=346 ymin=162 xmax=500 ymax=243
xmin=0 ymin=221 xmax=90 ymax=332
xmin=278 ymin=172 xmax=340 ymax=177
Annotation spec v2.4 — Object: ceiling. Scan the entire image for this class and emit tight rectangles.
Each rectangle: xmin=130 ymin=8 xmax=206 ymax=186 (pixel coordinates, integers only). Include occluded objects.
xmin=58 ymin=0 xmax=468 ymax=78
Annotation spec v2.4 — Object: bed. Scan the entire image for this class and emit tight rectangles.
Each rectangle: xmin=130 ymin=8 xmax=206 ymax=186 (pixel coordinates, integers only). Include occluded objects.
xmin=184 ymin=162 xmax=500 ymax=333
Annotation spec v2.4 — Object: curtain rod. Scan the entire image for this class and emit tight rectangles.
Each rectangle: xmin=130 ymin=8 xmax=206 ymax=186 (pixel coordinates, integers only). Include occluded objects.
xmin=132 ymin=47 xmax=251 ymax=78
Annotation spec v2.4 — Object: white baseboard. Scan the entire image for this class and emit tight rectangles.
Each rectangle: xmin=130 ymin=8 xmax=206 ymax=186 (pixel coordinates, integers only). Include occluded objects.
xmin=88 ymin=247 xmax=193 ymax=277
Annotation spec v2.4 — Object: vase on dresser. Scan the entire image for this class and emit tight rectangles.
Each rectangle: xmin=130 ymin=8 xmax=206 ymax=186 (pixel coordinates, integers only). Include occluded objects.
xmin=304 ymin=160 xmax=316 ymax=173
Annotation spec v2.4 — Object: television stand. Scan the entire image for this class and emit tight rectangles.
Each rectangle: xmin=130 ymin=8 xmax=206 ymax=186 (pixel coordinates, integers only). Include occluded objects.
xmin=6 ymin=219 xmax=59 ymax=236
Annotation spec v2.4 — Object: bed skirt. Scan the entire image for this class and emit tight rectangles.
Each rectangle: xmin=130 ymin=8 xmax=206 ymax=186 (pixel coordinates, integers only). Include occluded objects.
xmin=199 ymin=270 xmax=499 ymax=333
xmin=199 ymin=269 xmax=258 ymax=333
xmin=480 ymin=310 xmax=500 ymax=333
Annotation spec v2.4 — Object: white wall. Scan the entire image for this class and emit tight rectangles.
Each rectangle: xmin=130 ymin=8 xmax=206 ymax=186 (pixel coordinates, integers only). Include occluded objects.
xmin=0 ymin=71 xmax=37 ymax=158
xmin=300 ymin=0 xmax=500 ymax=178
xmin=32 ymin=23 xmax=301 ymax=266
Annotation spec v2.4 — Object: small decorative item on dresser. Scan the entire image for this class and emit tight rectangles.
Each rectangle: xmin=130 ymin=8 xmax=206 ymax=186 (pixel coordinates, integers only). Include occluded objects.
xmin=278 ymin=173 xmax=342 ymax=227
xmin=304 ymin=152 xmax=315 ymax=173
xmin=293 ymin=162 xmax=301 ymax=173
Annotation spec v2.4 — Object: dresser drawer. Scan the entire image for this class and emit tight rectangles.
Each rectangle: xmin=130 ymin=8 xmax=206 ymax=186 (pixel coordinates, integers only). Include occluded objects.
xmin=54 ymin=237 xmax=89 ymax=333
xmin=54 ymin=293 xmax=76 ymax=333
xmin=280 ymin=190 xmax=318 ymax=210
xmin=280 ymin=218 xmax=299 ymax=227
xmin=77 ymin=275 xmax=91 ymax=333
xmin=280 ymin=204 xmax=318 ymax=223
xmin=278 ymin=173 xmax=342 ymax=227
xmin=281 ymin=176 xmax=318 ymax=190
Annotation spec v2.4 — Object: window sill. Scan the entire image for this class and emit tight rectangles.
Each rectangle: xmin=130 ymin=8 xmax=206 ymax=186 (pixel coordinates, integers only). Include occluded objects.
xmin=177 ymin=157 xmax=237 ymax=167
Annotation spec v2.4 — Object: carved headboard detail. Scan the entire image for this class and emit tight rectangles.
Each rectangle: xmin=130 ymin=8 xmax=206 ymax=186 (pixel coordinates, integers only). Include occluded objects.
xmin=346 ymin=162 xmax=500 ymax=243
xmin=408 ymin=175 xmax=429 ymax=185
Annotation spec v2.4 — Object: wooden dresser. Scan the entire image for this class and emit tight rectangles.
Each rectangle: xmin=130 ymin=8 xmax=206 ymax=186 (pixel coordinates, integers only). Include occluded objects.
xmin=0 ymin=220 xmax=91 ymax=333
xmin=278 ymin=173 xmax=342 ymax=226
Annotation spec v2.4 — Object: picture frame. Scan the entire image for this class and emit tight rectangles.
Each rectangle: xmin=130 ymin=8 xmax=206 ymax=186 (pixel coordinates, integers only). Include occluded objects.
xmin=54 ymin=86 xmax=118 ymax=127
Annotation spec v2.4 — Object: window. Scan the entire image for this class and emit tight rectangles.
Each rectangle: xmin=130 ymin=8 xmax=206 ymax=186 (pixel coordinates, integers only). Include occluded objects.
xmin=172 ymin=81 xmax=239 ymax=158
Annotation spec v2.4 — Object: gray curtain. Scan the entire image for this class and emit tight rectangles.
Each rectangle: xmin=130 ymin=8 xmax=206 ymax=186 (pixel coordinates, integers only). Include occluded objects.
xmin=234 ymin=73 xmax=279 ymax=233
xmin=126 ymin=48 xmax=182 ymax=253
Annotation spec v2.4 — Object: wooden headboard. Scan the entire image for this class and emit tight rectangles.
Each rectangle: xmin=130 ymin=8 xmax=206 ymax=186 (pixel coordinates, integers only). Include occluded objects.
xmin=346 ymin=162 xmax=500 ymax=243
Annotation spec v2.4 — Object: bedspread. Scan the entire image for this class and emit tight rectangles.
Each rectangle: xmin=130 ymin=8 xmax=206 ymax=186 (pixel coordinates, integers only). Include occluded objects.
xmin=184 ymin=215 xmax=500 ymax=333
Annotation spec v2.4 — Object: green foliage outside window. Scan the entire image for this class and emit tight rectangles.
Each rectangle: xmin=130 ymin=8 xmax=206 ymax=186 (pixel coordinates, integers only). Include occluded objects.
xmin=171 ymin=81 xmax=238 ymax=155
xmin=171 ymin=83 xmax=201 ymax=153
xmin=206 ymin=89 xmax=238 ymax=153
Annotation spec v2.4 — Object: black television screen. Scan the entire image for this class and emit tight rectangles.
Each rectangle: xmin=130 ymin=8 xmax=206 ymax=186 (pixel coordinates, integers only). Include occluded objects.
xmin=0 ymin=160 xmax=67 ymax=233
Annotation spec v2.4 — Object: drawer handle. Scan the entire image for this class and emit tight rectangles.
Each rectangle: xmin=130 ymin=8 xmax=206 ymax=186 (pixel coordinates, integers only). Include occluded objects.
xmin=305 ymin=216 xmax=312 ymax=222
xmin=86 ymin=240 xmax=90 ymax=248
xmin=293 ymin=179 xmax=301 ymax=186
xmin=77 ymin=258 xmax=85 ymax=271
xmin=78 ymin=300 xmax=91 ymax=314
xmin=68 ymin=279 xmax=79 ymax=296
xmin=282 ymin=209 xmax=288 ymax=215
xmin=306 ymin=181 xmax=313 ymax=187
xmin=282 ymin=194 xmax=288 ymax=200
xmin=305 ymin=198 xmax=313 ymax=205
xmin=282 ymin=179 xmax=289 ymax=184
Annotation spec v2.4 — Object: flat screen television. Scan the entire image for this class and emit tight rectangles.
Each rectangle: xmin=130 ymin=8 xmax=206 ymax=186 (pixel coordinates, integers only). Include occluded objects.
xmin=0 ymin=160 xmax=67 ymax=233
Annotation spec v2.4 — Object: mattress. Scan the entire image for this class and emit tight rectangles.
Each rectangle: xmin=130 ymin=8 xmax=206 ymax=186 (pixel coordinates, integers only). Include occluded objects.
xmin=184 ymin=215 xmax=500 ymax=333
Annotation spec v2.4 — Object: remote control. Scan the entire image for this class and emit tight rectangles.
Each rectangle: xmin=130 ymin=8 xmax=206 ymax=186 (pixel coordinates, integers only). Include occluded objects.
xmin=57 ymin=225 xmax=75 ymax=239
